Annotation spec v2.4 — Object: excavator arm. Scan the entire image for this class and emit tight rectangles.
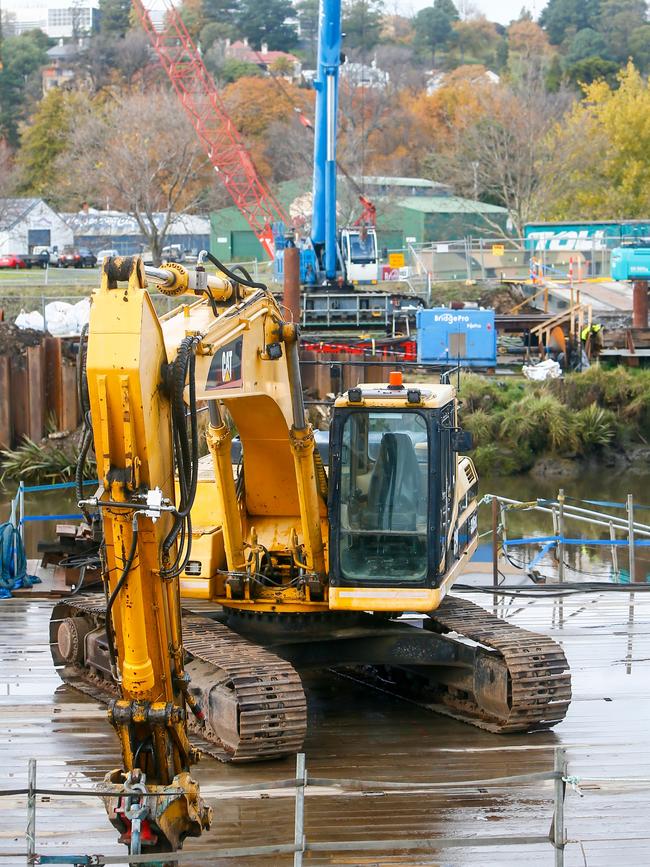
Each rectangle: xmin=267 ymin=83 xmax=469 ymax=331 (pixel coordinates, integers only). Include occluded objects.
xmin=71 ymin=257 xmax=238 ymax=851
xmin=58 ymin=254 xmax=328 ymax=853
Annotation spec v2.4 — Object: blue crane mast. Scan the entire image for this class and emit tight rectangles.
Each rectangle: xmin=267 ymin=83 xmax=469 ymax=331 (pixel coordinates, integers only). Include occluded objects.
xmin=312 ymin=0 xmax=342 ymax=280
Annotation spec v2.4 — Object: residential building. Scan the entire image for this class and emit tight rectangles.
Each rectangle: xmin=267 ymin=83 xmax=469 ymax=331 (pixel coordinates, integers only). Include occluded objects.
xmin=225 ymin=38 xmax=302 ymax=79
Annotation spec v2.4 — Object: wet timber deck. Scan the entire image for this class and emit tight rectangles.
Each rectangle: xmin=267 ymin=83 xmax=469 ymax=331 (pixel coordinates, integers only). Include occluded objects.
xmin=1 ymin=588 xmax=649 ymax=866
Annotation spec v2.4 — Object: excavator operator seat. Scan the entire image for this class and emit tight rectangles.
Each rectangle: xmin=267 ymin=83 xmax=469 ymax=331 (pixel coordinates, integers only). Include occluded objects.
xmin=366 ymin=432 xmax=419 ymax=532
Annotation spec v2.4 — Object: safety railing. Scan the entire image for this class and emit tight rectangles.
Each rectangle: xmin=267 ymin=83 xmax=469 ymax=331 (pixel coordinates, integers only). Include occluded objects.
xmin=483 ymin=491 xmax=650 ymax=586
xmin=11 ymin=479 xmax=98 ymax=542
xmin=0 ymin=749 xmax=572 ymax=866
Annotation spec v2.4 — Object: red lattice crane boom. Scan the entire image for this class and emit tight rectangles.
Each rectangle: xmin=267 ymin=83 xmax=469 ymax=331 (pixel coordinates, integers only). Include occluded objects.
xmin=131 ymin=0 xmax=288 ymax=258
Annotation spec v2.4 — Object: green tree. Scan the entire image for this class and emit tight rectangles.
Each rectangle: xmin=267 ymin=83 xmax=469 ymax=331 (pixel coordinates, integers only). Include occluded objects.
xmin=235 ymin=0 xmax=298 ymax=50
xmin=414 ymin=0 xmax=459 ymax=65
xmin=342 ymin=0 xmax=384 ymax=52
xmin=628 ymin=25 xmax=650 ymax=73
xmin=295 ymin=0 xmax=319 ymax=62
xmin=565 ymin=28 xmax=607 ymax=65
xmin=215 ymin=57 xmax=263 ymax=83
xmin=99 ymin=0 xmax=131 ymax=37
xmin=199 ymin=21 xmax=236 ymax=51
xmin=0 ymin=30 xmax=49 ymax=147
xmin=597 ymin=0 xmax=648 ymax=65
xmin=539 ymin=0 xmax=601 ymax=46
xmin=564 ymin=55 xmax=619 ymax=87
xmin=16 ymin=89 xmax=86 ymax=206
xmin=202 ymin=0 xmax=239 ymax=24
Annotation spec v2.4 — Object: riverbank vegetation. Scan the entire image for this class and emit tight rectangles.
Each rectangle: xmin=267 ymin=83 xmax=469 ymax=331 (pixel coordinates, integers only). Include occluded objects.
xmin=0 ymin=433 xmax=95 ymax=485
xmin=460 ymin=367 xmax=650 ymax=476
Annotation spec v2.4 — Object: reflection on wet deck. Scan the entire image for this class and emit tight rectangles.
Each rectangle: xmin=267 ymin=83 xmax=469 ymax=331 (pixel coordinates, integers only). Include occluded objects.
xmin=1 ymin=590 xmax=649 ymax=866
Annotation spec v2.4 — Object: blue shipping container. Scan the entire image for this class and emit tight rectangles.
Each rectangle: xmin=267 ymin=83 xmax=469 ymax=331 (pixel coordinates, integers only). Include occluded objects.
xmin=417 ymin=308 xmax=496 ymax=368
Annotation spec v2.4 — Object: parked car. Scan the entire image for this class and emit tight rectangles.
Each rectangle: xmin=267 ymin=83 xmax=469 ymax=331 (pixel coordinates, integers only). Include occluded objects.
xmin=0 ymin=254 xmax=27 ymax=269
xmin=17 ymin=251 xmax=50 ymax=269
xmin=57 ymin=247 xmax=98 ymax=268
xmin=95 ymin=248 xmax=120 ymax=263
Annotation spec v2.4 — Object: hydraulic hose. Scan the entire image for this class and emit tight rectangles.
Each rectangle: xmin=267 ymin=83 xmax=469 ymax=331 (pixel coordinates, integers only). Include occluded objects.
xmin=203 ymin=251 xmax=268 ymax=291
xmin=105 ymin=519 xmax=139 ymax=678
xmin=160 ymin=335 xmax=200 ymax=578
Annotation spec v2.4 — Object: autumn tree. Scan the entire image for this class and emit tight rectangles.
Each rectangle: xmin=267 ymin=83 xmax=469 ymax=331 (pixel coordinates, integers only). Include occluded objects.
xmin=60 ymin=90 xmax=212 ymax=264
xmin=547 ymin=63 xmax=650 ymax=219
xmin=223 ymin=76 xmax=313 ymax=178
xmin=426 ymin=64 xmax=570 ymax=236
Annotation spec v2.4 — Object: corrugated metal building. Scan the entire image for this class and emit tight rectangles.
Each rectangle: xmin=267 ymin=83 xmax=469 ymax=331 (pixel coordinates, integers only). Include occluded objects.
xmin=210 ymin=176 xmax=508 ymax=261
xmin=62 ymin=211 xmax=211 ymax=256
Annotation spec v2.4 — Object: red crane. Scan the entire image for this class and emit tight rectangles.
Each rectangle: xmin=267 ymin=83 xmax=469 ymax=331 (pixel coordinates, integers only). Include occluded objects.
xmin=131 ymin=0 xmax=288 ymax=258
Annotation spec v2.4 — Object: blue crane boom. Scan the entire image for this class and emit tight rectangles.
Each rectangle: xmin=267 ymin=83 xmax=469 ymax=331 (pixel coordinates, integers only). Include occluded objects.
xmin=311 ymin=0 xmax=342 ymax=280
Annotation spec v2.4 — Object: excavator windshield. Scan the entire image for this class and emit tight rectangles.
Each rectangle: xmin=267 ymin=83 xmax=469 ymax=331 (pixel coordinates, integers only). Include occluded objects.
xmin=336 ymin=411 xmax=429 ymax=584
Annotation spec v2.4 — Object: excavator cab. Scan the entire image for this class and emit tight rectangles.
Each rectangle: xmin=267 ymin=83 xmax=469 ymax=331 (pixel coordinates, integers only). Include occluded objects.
xmin=327 ymin=374 xmax=478 ymax=612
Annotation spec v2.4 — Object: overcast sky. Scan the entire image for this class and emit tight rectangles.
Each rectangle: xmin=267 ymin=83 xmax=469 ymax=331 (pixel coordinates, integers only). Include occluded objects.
xmin=392 ymin=0 xmax=546 ymax=26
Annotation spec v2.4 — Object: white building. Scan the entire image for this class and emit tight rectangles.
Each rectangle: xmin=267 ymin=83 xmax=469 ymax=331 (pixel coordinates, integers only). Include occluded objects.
xmin=2 ymin=0 xmax=99 ymax=39
xmin=0 ymin=199 xmax=74 ymax=255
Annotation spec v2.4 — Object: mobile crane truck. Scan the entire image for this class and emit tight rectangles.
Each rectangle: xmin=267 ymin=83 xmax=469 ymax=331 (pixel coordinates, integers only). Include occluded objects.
xmin=49 ymin=255 xmax=571 ymax=855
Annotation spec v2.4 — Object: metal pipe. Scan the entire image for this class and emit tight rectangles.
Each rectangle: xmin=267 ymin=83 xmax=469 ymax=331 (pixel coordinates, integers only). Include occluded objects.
xmin=549 ymin=500 xmax=650 ymax=535
xmin=628 ymin=494 xmax=636 ymax=583
xmin=27 ymin=758 xmax=36 ymax=861
xmin=208 ymin=400 xmax=222 ymax=427
xmin=285 ymin=337 xmax=307 ymax=430
xmin=553 ymin=747 xmax=566 ymax=867
xmin=293 ymin=753 xmax=306 ymax=867
xmin=491 ymin=495 xmax=650 ymax=538
xmin=558 ymin=488 xmax=565 ymax=583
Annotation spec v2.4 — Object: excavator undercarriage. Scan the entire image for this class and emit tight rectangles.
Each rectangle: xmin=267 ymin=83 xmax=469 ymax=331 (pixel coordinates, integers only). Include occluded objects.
xmin=51 ymin=593 xmax=570 ymax=763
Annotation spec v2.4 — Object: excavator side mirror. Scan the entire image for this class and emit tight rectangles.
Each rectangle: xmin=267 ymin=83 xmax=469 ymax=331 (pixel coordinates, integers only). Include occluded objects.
xmin=451 ymin=429 xmax=473 ymax=452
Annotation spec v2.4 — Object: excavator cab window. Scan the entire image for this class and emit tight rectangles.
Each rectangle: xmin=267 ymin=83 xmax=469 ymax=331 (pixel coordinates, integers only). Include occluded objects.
xmin=334 ymin=410 xmax=429 ymax=584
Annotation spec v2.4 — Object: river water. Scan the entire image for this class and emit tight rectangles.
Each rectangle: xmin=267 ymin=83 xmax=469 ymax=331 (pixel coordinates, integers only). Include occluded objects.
xmin=2 ymin=464 xmax=649 ymax=580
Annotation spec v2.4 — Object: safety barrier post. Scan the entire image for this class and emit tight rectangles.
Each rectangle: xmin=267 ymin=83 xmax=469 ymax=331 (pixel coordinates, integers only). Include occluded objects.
xmin=552 ymin=747 xmax=566 ymax=867
xmin=293 ymin=753 xmax=306 ymax=867
xmin=26 ymin=758 xmax=36 ymax=863
xmin=557 ymin=489 xmax=565 ymax=583
xmin=19 ymin=481 xmax=25 ymax=543
xmin=492 ymin=497 xmax=499 ymax=613
xmin=627 ymin=494 xmax=636 ymax=583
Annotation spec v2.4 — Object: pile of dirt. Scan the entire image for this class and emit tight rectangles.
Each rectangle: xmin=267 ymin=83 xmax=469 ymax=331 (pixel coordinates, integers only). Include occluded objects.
xmin=478 ymin=284 xmax=535 ymax=314
xmin=0 ymin=323 xmax=44 ymax=357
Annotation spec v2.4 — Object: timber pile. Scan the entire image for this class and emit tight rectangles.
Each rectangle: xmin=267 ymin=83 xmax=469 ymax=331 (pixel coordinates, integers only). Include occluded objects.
xmin=0 ymin=324 xmax=80 ymax=449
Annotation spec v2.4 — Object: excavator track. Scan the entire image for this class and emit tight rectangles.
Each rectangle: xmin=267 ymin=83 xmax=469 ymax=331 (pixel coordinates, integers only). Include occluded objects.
xmin=49 ymin=596 xmax=307 ymax=763
xmin=428 ymin=595 xmax=571 ymax=732
xmin=344 ymin=595 xmax=571 ymax=734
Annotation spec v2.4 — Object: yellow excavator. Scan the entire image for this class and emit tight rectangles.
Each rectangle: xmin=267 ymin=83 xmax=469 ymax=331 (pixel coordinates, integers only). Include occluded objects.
xmin=49 ymin=255 xmax=571 ymax=855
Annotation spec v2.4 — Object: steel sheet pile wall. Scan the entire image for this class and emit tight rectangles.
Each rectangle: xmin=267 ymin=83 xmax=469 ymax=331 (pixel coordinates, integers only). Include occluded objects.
xmin=0 ymin=336 xmax=79 ymax=449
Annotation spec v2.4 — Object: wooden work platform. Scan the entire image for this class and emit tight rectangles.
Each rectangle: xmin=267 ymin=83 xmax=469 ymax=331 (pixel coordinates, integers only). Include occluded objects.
xmin=0 ymin=587 xmax=649 ymax=865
